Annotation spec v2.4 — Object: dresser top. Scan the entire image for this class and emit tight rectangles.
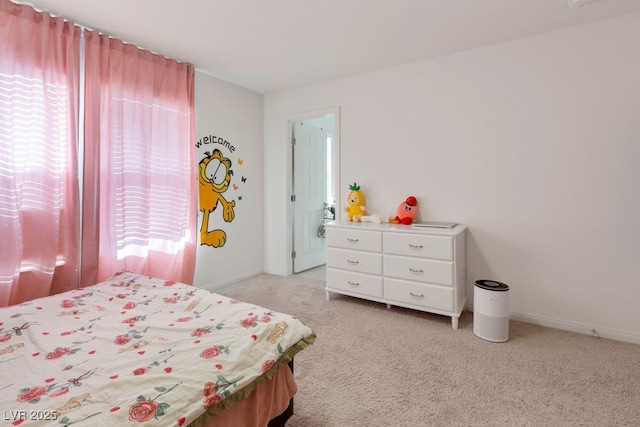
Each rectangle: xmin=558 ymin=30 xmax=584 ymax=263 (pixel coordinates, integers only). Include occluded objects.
xmin=325 ymin=221 xmax=466 ymax=236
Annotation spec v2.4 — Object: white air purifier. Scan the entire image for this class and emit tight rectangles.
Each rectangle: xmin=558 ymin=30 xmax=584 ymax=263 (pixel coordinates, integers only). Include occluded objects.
xmin=473 ymin=280 xmax=510 ymax=342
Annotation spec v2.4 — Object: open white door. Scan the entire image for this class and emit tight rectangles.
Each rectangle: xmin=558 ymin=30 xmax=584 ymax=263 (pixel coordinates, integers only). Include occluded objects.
xmin=292 ymin=120 xmax=328 ymax=273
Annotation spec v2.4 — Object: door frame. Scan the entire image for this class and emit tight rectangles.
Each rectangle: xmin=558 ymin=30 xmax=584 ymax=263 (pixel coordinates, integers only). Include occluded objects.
xmin=287 ymin=106 xmax=340 ymax=275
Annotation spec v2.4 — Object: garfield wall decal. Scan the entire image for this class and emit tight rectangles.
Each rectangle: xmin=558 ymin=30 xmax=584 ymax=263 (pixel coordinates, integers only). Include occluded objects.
xmin=195 ymin=134 xmax=245 ymax=248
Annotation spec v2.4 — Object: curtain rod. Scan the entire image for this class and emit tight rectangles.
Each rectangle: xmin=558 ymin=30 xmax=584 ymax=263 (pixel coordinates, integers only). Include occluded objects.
xmin=16 ymin=0 xmax=191 ymax=66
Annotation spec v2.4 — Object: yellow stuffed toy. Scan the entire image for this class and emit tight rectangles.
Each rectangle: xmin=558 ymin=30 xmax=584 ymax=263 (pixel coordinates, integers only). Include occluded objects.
xmin=345 ymin=182 xmax=366 ymax=222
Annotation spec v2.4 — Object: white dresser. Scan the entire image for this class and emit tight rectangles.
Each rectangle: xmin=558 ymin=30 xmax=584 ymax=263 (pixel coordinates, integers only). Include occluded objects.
xmin=325 ymin=221 xmax=466 ymax=329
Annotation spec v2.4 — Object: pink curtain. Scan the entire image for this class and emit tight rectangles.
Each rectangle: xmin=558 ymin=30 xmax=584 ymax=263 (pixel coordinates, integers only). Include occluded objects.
xmin=82 ymin=30 xmax=197 ymax=285
xmin=0 ymin=0 xmax=81 ymax=306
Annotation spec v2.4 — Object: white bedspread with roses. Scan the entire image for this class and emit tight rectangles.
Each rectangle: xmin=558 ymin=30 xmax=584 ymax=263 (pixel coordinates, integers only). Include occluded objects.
xmin=0 ymin=271 xmax=315 ymax=426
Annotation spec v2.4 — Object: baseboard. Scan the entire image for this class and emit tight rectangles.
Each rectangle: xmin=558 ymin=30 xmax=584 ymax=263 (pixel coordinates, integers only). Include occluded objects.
xmin=508 ymin=311 xmax=640 ymax=345
xmin=197 ymin=269 xmax=263 ymax=292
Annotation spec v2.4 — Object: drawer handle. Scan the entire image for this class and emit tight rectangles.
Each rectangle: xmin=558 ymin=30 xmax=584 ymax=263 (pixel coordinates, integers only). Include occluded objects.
xmin=347 ymin=281 xmax=360 ymax=287
xmin=346 ymin=238 xmax=359 ymax=243
xmin=347 ymin=259 xmax=360 ymax=265
xmin=409 ymin=268 xmax=424 ymax=274
xmin=409 ymin=244 xmax=423 ymax=250
xmin=409 ymin=292 xmax=424 ymax=299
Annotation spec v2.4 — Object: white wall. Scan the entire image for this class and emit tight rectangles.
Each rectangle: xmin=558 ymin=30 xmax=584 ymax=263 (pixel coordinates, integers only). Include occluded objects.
xmin=193 ymin=72 xmax=264 ymax=289
xmin=264 ymin=13 xmax=640 ymax=343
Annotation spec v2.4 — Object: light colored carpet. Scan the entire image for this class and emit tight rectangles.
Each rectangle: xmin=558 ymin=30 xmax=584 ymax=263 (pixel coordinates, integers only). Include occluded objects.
xmin=217 ymin=273 xmax=640 ymax=427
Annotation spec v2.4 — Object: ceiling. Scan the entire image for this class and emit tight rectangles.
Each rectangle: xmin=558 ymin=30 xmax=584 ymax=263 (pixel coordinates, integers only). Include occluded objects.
xmin=20 ymin=0 xmax=640 ymax=94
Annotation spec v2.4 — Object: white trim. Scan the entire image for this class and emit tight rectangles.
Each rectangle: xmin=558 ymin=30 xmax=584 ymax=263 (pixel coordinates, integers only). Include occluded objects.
xmin=195 ymin=269 xmax=263 ymax=292
xmin=509 ymin=311 xmax=640 ymax=345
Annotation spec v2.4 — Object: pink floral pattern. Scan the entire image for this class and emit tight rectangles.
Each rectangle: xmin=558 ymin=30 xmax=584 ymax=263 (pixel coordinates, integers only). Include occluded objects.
xmin=133 ymin=367 xmax=150 ymax=376
xmin=262 ymin=360 xmax=276 ymax=373
xmin=0 ymin=271 xmax=314 ymax=425
xmin=129 ymin=400 xmax=159 ymax=422
xmin=199 ymin=345 xmax=230 ymax=359
xmin=17 ymin=386 xmax=47 ymax=403
xmin=15 ymin=368 xmax=99 ymax=404
xmin=128 ymin=382 xmax=179 ymax=422
xmin=191 ymin=326 xmax=212 ymax=337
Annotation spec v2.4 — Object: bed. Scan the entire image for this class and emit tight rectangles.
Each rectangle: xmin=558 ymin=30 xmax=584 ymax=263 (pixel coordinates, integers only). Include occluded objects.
xmin=0 ymin=271 xmax=315 ymax=426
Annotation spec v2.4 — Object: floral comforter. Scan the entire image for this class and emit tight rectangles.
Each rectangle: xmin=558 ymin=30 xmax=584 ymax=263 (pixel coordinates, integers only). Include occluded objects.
xmin=0 ymin=271 xmax=315 ymax=426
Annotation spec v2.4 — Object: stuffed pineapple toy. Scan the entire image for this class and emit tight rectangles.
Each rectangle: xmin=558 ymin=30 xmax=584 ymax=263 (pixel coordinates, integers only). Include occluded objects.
xmin=345 ymin=182 xmax=366 ymax=222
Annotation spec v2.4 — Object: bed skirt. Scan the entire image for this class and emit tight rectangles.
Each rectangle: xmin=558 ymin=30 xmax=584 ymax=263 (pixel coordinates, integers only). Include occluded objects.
xmin=196 ymin=361 xmax=296 ymax=427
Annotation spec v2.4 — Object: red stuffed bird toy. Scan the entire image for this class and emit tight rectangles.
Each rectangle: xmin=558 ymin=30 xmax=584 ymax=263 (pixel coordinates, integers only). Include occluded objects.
xmin=390 ymin=196 xmax=418 ymax=225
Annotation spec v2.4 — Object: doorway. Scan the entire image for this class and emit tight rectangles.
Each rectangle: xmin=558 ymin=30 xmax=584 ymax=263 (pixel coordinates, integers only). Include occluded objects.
xmin=290 ymin=109 xmax=339 ymax=273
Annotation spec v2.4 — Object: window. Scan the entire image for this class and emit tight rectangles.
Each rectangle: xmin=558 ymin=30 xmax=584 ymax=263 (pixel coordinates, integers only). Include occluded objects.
xmin=108 ymin=96 xmax=193 ymax=260
xmin=1 ymin=3 xmax=195 ymax=305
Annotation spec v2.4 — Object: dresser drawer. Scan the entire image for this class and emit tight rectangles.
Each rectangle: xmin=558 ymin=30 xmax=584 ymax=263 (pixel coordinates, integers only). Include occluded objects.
xmin=384 ymin=278 xmax=454 ymax=311
xmin=327 ymin=228 xmax=382 ymax=252
xmin=383 ymin=232 xmax=453 ymax=260
xmin=383 ymin=255 xmax=453 ymax=286
xmin=327 ymin=268 xmax=383 ymax=298
xmin=327 ymin=248 xmax=382 ymax=275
